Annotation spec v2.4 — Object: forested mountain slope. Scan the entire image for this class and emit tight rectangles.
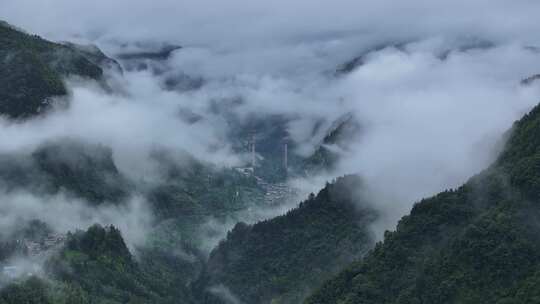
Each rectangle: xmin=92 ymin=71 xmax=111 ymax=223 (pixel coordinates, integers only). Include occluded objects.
xmin=0 ymin=176 xmax=376 ymax=304
xmin=305 ymin=103 xmax=540 ymax=304
xmin=197 ymin=175 xmax=377 ymax=304
xmin=0 ymin=139 xmax=130 ymax=204
xmin=0 ymin=21 xmax=111 ymax=118
xmin=303 ymin=113 xmax=361 ymax=174
xmin=0 ymin=224 xmax=197 ymax=304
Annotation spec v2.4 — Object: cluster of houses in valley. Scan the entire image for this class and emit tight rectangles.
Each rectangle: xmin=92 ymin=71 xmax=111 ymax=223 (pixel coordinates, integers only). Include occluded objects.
xmin=22 ymin=233 xmax=66 ymax=256
xmin=0 ymin=233 xmax=66 ymax=280
xmin=260 ymin=181 xmax=297 ymax=205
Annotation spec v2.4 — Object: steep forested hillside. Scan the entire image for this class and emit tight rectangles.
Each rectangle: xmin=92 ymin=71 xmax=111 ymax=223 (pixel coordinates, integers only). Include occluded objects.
xmin=147 ymin=150 xmax=264 ymax=220
xmin=0 ymin=139 xmax=130 ymax=204
xmin=305 ymin=103 xmax=540 ymax=304
xmin=0 ymin=175 xmax=375 ymax=304
xmin=48 ymin=224 xmax=198 ymax=304
xmin=303 ymin=113 xmax=360 ymax=174
xmin=0 ymin=21 xmax=109 ymax=118
xmin=196 ymin=175 xmax=377 ymax=304
xmin=0 ymin=224 xmax=196 ymax=304
xmin=144 ymin=149 xmax=267 ymax=257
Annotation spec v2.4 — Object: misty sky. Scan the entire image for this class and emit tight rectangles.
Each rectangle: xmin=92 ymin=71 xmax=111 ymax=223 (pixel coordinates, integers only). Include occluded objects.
xmin=1 ymin=0 xmax=540 ymax=239
xmin=2 ymin=0 xmax=540 ymax=47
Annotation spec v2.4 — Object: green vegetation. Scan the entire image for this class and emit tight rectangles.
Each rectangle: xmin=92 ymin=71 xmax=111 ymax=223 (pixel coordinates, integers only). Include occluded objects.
xmin=197 ymin=175 xmax=377 ymax=304
xmin=145 ymin=150 xmax=267 ymax=259
xmin=303 ymin=114 xmax=360 ymax=174
xmin=0 ymin=225 xmax=196 ymax=304
xmin=147 ymin=150 xmax=264 ymax=219
xmin=0 ymin=277 xmax=51 ymax=304
xmin=0 ymin=21 xmax=105 ymax=118
xmin=0 ymin=139 xmax=130 ymax=204
xmin=305 ymin=103 xmax=540 ymax=304
xmin=303 ymin=145 xmax=340 ymax=173
xmin=45 ymin=224 xmax=196 ymax=304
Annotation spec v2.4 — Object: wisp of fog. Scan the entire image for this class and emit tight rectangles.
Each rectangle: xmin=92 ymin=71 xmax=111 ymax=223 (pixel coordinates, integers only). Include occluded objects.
xmin=0 ymin=0 xmax=539 ymax=256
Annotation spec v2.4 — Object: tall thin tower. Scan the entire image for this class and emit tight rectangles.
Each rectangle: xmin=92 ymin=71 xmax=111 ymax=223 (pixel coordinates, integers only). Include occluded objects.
xmin=283 ymin=141 xmax=288 ymax=171
xmin=251 ymin=134 xmax=256 ymax=168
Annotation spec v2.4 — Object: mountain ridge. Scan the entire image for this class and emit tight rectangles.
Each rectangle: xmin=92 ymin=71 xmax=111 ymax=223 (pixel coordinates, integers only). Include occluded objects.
xmin=305 ymin=101 xmax=540 ymax=304
xmin=0 ymin=21 xmax=115 ymax=119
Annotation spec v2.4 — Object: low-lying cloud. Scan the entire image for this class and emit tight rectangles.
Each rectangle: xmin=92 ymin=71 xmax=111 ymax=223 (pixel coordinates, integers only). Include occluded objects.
xmin=1 ymin=1 xmax=540 ymax=244
xmin=0 ymin=191 xmax=152 ymax=249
